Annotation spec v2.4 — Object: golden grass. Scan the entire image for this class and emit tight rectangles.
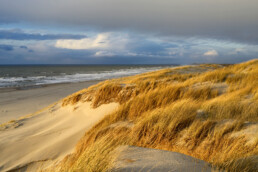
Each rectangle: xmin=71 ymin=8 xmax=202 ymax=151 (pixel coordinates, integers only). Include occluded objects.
xmin=49 ymin=120 xmax=132 ymax=172
xmin=92 ymin=83 xmax=122 ymax=108
xmin=49 ymin=59 xmax=258 ymax=172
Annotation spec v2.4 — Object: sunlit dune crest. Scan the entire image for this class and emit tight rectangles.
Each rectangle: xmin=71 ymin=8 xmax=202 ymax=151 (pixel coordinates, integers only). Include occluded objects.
xmin=57 ymin=59 xmax=258 ymax=171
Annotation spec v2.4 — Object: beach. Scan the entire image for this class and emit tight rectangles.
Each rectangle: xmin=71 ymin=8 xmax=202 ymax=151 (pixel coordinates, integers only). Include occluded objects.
xmin=0 ymin=64 xmax=171 ymax=124
xmin=0 ymin=80 xmax=100 ymax=124
xmin=0 ymin=60 xmax=257 ymax=171
xmin=0 ymin=80 xmax=119 ymax=171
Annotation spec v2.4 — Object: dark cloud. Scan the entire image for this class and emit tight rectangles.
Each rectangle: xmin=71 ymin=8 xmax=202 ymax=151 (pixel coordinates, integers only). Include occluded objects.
xmin=0 ymin=0 xmax=257 ymax=44
xmin=0 ymin=30 xmax=86 ymax=40
xmin=18 ymin=45 xmax=35 ymax=53
xmin=0 ymin=44 xmax=14 ymax=51
xmin=131 ymin=41 xmax=168 ymax=55
xmin=20 ymin=45 xmax=28 ymax=49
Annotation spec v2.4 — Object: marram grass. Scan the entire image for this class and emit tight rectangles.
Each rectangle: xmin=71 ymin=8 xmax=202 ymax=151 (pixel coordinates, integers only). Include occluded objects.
xmin=49 ymin=59 xmax=258 ymax=172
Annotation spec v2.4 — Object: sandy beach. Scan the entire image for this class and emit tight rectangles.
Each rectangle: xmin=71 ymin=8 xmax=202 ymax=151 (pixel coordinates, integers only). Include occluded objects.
xmin=0 ymin=80 xmax=100 ymax=124
xmin=0 ymin=83 xmax=118 ymax=171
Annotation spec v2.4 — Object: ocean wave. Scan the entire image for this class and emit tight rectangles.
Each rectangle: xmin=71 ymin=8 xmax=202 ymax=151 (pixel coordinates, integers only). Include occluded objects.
xmin=0 ymin=67 xmax=169 ymax=88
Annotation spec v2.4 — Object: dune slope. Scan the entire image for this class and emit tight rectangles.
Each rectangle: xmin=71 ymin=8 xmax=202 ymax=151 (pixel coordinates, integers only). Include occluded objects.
xmin=0 ymin=102 xmax=118 ymax=171
xmin=53 ymin=59 xmax=257 ymax=172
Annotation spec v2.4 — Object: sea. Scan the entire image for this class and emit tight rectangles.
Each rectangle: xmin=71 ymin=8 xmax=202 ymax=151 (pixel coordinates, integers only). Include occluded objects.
xmin=0 ymin=65 xmax=177 ymax=89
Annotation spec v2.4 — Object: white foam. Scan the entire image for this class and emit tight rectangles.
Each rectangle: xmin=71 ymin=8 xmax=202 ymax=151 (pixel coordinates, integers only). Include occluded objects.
xmin=0 ymin=66 xmax=171 ymax=88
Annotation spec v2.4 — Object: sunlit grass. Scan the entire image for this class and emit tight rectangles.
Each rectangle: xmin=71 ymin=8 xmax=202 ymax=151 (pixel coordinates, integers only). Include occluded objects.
xmin=48 ymin=59 xmax=258 ymax=172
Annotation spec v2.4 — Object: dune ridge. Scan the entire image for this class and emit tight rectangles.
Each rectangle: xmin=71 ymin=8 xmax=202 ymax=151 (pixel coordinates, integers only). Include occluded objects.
xmin=52 ymin=59 xmax=257 ymax=172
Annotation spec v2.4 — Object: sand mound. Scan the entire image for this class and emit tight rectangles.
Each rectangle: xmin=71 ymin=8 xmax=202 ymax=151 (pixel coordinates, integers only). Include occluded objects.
xmin=111 ymin=145 xmax=213 ymax=172
xmin=0 ymin=101 xmax=118 ymax=171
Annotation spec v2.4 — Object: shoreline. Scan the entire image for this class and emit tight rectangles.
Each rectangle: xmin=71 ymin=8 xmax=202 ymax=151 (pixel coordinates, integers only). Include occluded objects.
xmin=0 ymin=79 xmax=103 ymax=92
xmin=0 ymin=80 xmax=102 ymax=124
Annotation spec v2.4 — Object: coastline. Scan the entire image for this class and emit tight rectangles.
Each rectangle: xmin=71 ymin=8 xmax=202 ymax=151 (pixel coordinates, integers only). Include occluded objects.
xmin=0 ymin=80 xmax=101 ymax=124
xmin=0 ymin=60 xmax=257 ymax=171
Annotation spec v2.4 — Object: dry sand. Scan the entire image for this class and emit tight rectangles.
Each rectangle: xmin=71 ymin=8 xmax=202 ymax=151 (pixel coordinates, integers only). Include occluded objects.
xmin=111 ymin=145 xmax=213 ymax=172
xmin=0 ymin=81 xmax=100 ymax=124
xmin=0 ymin=101 xmax=119 ymax=171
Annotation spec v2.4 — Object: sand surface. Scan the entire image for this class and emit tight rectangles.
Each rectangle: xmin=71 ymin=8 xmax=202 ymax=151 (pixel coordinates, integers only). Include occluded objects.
xmin=0 ymin=101 xmax=118 ymax=171
xmin=0 ymin=81 xmax=100 ymax=124
xmin=112 ymin=145 xmax=213 ymax=172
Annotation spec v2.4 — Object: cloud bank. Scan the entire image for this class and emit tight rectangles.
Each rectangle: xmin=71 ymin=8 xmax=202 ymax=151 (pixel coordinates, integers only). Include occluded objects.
xmin=0 ymin=0 xmax=258 ymax=44
xmin=1 ymin=31 xmax=257 ymax=64
xmin=0 ymin=1 xmax=257 ymax=64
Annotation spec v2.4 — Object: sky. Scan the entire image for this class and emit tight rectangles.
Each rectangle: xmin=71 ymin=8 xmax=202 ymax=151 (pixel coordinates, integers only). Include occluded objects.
xmin=0 ymin=0 xmax=258 ymax=64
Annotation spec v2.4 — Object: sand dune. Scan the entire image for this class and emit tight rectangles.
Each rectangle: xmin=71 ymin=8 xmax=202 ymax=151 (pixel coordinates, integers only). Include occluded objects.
xmin=0 ymin=60 xmax=257 ymax=172
xmin=111 ymin=146 xmax=213 ymax=172
xmin=0 ymin=101 xmax=118 ymax=171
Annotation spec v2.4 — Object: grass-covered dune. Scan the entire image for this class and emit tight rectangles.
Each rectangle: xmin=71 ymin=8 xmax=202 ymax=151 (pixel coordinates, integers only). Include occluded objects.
xmin=50 ymin=59 xmax=258 ymax=171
